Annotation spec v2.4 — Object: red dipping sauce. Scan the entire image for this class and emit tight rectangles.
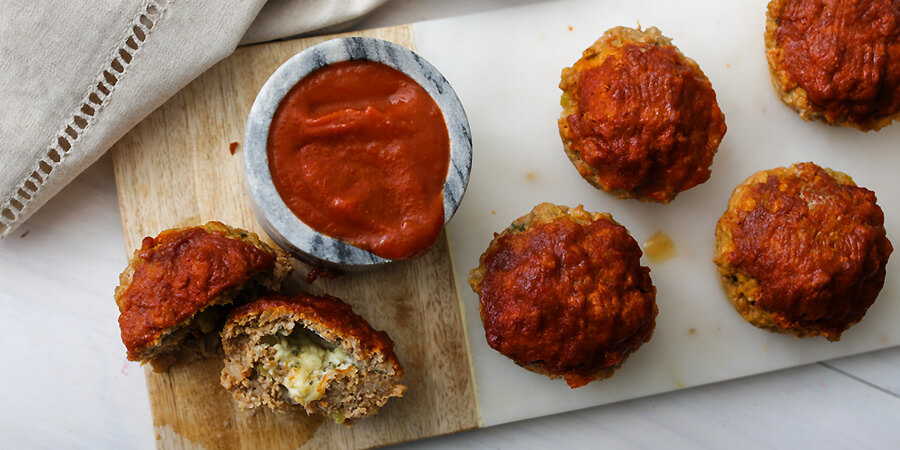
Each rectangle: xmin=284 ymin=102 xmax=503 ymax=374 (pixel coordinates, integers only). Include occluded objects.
xmin=267 ymin=60 xmax=451 ymax=260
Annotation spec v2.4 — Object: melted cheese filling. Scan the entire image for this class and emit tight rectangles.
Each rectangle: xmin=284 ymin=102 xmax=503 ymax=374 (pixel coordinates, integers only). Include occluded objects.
xmin=263 ymin=329 xmax=354 ymax=403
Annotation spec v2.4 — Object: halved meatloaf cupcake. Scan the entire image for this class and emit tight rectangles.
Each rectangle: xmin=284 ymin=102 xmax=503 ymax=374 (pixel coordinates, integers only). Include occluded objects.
xmin=115 ymin=221 xmax=292 ymax=370
xmin=220 ymin=292 xmax=405 ymax=424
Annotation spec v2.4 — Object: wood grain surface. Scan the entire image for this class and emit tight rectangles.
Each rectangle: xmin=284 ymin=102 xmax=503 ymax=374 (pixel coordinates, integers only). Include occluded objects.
xmin=110 ymin=25 xmax=480 ymax=449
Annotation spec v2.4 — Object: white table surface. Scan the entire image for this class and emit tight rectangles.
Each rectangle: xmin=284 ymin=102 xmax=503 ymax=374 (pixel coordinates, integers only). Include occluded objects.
xmin=2 ymin=1 xmax=899 ymax=448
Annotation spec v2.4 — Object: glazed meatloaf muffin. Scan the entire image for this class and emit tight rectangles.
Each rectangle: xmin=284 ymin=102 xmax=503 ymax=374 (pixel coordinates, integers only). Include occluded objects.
xmin=714 ymin=163 xmax=893 ymax=341
xmin=765 ymin=0 xmax=900 ymax=131
xmin=115 ymin=222 xmax=292 ymax=369
xmin=468 ymin=203 xmax=657 ymax=388
xmin=220 ymin=293 xmax=405 ymax=424
xmin=559 ymin=26 xmax=727 ymax=203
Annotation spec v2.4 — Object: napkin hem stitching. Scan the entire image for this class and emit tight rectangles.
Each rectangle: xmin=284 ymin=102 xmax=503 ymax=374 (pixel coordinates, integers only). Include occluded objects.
xmin=0 ymin=0 xmax=170 ymax=238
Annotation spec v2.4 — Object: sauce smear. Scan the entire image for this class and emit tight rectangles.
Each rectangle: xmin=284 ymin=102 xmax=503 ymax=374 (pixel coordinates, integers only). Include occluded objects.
xmin=643 ymin=231 xmax=676 ymax=263
xmin=268 ymin=60 xmax=450 ymax=259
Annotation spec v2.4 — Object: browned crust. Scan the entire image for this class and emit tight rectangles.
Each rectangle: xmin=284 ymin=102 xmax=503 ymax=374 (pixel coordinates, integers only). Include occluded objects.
xmin=516 ymin=348 xmax=636 ymax=386
xmin=220 ymin=292 xmax=405 ymax=422
xmin=468 ymin=203 xmax=656 ymax=386
xmin=558 ymin=26 xmax=723 ymax=203
xmin=765 ymin=0 xmax=900 ymax=131
xmin=114 ymin=221 xmax=292 ymax=369
xmin=713 ymin=164 xmax=887 ymax=341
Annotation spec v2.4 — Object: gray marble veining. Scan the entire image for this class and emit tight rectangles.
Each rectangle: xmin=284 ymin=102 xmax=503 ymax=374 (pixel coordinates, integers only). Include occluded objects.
xmin=243 ymin=37 xmax=472 ymax=269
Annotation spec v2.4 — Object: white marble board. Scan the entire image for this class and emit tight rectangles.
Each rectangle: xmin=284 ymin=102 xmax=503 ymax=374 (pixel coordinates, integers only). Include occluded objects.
xmin=413 ymin=0 xmax=900 ymax=427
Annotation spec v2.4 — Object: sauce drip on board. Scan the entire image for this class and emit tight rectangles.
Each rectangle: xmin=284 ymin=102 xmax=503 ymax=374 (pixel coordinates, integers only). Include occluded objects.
xmin=643 ymin=231 xmax=676 ymax=263
xmin=267 ymin=60 xmax=451 ymax=260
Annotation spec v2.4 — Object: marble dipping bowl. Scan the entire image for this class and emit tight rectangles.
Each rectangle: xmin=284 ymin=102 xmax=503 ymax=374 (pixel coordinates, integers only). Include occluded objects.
xmin=243 ymin=37 xmax=472 ymax=269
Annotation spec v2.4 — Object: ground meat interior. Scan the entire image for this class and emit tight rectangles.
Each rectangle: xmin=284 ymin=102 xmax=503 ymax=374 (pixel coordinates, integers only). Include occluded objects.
xmin=257 ymin=327 xmax=356 ymax=404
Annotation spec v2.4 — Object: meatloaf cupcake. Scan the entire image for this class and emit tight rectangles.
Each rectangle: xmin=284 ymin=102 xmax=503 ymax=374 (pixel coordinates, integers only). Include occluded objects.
xmin=468 ymin=203 xmax=657 ymax=388
xmin=714 ymin=163 xmax=893 ymax=341
xmin=115 ymin=222 xmax=292 ymax=370
xmin=559 ymin=26 xmax=727 ymax=203
xmin=220 ymin=292 xmax=405 ymax=424
xmin=765 ymin=0 xmax=900 ymax=131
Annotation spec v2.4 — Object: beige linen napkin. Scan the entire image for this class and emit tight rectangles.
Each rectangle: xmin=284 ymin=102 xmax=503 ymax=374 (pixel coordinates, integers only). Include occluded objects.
xmin=0 ymin=0 xmax=386 ymax=239
xmin=243 ymin=0 xmax=388 ymax=45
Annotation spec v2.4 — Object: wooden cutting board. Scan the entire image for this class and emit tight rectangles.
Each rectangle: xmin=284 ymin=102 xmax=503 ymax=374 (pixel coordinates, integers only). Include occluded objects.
xmin=111 ymin=26 xmax=479 ymax=449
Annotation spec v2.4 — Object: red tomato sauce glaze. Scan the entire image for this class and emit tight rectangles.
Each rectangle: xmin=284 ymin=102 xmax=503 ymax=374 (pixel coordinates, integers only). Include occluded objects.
xmin=267 ymin=60 xmax=450 ymax=260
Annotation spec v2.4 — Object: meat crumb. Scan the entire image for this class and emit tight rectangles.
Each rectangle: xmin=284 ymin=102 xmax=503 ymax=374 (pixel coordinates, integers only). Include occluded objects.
xmin=20 ymin=230 xmax=29 ymax=238
xmin=307 ymin=266 xmax=343 ymax=284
